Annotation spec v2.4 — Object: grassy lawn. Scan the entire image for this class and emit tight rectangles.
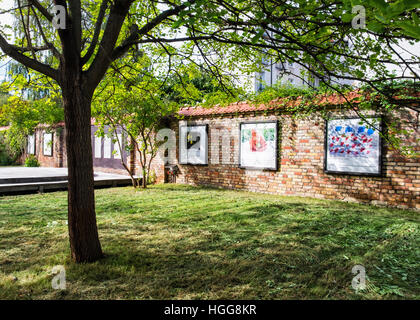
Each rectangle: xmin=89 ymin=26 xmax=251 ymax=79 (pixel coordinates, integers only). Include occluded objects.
xmin=0 ymin=184 xmax=419 ymax=300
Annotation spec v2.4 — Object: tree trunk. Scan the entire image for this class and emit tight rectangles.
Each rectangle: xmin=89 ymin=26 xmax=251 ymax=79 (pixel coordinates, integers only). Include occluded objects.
xmin=142 ymin=168 xmax=147 ymax=188
xmin=62 ymin=78 xmax=103 ymax=263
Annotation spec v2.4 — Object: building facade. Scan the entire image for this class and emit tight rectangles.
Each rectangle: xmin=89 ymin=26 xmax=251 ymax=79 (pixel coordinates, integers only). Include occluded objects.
xmin=21 ymin=123 xmax=165 ymax=182
xmin=169 ymin=95 xmax=419 ymax=210
xmin=18 ymin=92 xmax=420 ymax=210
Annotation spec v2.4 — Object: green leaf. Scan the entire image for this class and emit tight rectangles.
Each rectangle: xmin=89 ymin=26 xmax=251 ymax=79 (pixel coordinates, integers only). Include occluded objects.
xmin=395 ymin=21 xmax=420 ymax=39
xmin=374 ymin=13 xmax=388 ymax=24
xmin=171 ymin=19 xmax=184 ymax=29
xmin=368 ymin=0 xmax=387 ymax=11
xmin=251 ymin=29 xmax=265 ymax=44
xmin=367 ymin=21 xmax=385 ymax=33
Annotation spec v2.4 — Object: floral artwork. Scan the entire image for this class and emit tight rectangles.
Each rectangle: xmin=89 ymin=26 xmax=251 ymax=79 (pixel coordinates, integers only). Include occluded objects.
xmin=240 ymin=122 xmax=277 ymax=170
xmin=249 ymin=129 xmax=267 ymax=152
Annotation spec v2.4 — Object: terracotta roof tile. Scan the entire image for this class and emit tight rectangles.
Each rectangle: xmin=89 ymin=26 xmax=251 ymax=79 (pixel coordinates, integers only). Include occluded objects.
xmin=179 ymin=90 xmax=420 ymax=117
xmin=178 ymin=90 xmax=365 ymax=117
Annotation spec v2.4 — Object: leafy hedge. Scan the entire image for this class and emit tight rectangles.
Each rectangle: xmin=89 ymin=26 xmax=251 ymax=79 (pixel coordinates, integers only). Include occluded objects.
xmin=0 ymin=132 xmax=16 ymax=166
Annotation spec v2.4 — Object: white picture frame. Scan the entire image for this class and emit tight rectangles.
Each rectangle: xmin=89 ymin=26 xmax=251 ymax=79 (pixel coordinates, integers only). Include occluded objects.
xmin=43 ymin=132 xmax=53 ymax=156
xmin=179 ymin=125 xmax=208 ymax=165
xmin=324 ymin=117 xmax=382 ymax=176
xmin=239 ymin=121 xmax=278 ymax=170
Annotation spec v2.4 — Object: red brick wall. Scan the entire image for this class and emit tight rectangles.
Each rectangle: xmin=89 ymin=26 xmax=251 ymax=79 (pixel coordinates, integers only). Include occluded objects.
xmin=169 ymin=109 xmax=420 ymax=210
xmin=20 ymin=127 xmax=65 ymax=167
xmin=21 ymin=126 xmax=132 ymax=176
xmin=132 ymin=148 xmax=165 ymax=184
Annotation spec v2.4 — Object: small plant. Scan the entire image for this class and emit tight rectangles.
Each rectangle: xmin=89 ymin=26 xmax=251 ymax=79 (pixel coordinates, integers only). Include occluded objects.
xmin=24 ymin=154 xmax=40 ymax=167
xmin=147 ymin=170 xmax=157 ymax=185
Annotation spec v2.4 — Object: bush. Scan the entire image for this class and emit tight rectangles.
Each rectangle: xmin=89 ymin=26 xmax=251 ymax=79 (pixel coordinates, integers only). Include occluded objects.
xmin=0 ymin=133 xmax=15 ymax=166
xmin=24 ymin=154 xmax=40 ymax=167
xmin=0 ymin=149 xmax=13 ymax=165
xmin=147 ymin=170 xmax=157 ymax=185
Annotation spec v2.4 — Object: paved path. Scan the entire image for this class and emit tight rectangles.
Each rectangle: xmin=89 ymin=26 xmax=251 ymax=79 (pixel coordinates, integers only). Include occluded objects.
xmin=0 ymin=166 xmax=136 ymax=194
xmin=0 ymin=167 xmax=68 ymax=179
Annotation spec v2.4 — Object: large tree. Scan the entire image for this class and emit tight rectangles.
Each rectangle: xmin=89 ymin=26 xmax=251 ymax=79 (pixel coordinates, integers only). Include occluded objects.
xmin=0 ymin=0 xmax=418 ymax=262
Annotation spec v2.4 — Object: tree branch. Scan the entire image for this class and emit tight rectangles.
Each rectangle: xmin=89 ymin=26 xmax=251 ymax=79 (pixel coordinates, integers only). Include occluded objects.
xmin=110 ymin=0 xmax=197 ymax=61
xmin=68 ymin=0 xmax=82 ymax=53
xmin=28 ymin=0 xmax=53 ymax=21
xmin=81 ymin=0 xmax=109 ymax=65
xmin=31 ymin=6 xmax=62 ymax=60
xmin=0 ymin=34 xmax=59 ymax=82
xmin=85 ymin=0 xmax=134 ymax=92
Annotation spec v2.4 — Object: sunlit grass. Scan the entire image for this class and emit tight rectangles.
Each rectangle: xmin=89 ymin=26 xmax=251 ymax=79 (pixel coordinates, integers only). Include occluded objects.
xmin=0 ymin=184 xmax=419 ymax=299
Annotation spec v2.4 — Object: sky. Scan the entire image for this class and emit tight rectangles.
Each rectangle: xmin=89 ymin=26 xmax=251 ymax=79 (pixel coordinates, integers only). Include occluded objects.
xmin=0 ymin=0 xmax=14 ymax=80
xmin=0 ymin=0 xmax=418 ymax=89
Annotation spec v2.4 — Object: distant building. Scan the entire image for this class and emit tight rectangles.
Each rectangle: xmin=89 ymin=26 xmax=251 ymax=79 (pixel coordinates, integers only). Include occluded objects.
xmin=252 ymin=31 xmax=354 ymax=92
xmin=253 ymin=57 xmax=354 ymax=92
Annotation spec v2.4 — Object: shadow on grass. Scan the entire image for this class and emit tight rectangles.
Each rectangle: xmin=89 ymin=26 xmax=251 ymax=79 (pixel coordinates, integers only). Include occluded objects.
xmin=1 ymin=186 xmax=418 ymax=299
xmin=73 ymin=202 xmax=418 ymax=299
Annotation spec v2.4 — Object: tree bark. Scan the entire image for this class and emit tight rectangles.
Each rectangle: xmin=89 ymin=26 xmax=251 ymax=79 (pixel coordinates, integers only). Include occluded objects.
xmin=62 ymin=75 xmax=103 ymax=263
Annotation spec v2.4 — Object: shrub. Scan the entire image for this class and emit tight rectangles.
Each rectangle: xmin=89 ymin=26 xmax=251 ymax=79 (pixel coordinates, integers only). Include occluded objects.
xmin=0 ymin=132 xmax=15 ymax=166
xmin=147 ymin=170 xmax=157 ymax=185
xmin=0 ymin=149 xmax=13 ymax=165
xmin=24 ymin=154 xmax=40 ymax=167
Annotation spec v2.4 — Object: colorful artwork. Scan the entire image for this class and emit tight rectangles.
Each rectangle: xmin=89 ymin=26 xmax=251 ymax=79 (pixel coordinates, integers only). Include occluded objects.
xmin=240 ymin=122 xmax=277 ymax=170
xmin=179 ymin=125 xmax=208 ymax=165
xmin=325 ymin=118 xmax=381 ymax=175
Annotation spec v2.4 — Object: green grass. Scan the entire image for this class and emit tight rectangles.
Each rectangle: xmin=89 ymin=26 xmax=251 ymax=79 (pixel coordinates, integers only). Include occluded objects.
xmin=0 ymin=184 xmax=419 ymax=300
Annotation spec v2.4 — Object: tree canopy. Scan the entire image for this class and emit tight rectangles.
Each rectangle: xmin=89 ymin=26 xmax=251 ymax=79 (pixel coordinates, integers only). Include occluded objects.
xmin=1 ymin=0 xmax=418 ymax=100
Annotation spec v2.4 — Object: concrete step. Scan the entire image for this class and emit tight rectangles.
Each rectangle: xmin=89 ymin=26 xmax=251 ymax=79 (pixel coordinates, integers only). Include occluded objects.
xmin=0 ymin=175 xmax=68 ymax=184
xmin=0 ymin=177 xmax=136 ymax=194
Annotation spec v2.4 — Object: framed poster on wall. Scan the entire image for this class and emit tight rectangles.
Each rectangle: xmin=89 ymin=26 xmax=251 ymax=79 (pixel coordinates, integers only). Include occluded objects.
xmin=27 ymin=134 xmax=35 ymax=154
xmin=43 ymin=132 xmax=53 ymax=156
xmin=179 ymin=125 xmax=208 ymax=165
xmin=239 ymin=121 xmax=278 ymax=170
xmin=324 ymin=117 xmax=382 ymax=176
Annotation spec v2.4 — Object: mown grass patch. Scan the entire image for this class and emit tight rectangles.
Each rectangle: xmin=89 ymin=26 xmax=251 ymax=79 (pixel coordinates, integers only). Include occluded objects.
xmin=0 ymin=184 xmax=419 ymax=299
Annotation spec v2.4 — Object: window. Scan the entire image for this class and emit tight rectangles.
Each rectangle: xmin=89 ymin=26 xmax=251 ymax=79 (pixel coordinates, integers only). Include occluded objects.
xmin=43 ymin=132 xmax=53 ymax=156
xmin=257 ymin=72 xmax=265 ymax=92
xmin=113 ymin=133 xmax=122 ymax=159
xmin=94 ymin=136 xmax=102 ymax=158
xmin=103 ymin=136 xmax=112 ymax=159
xmin=27 ymin=134 xmax=35 ymax=154
xmin=275 ymin=62 xmax=285 ymax=71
